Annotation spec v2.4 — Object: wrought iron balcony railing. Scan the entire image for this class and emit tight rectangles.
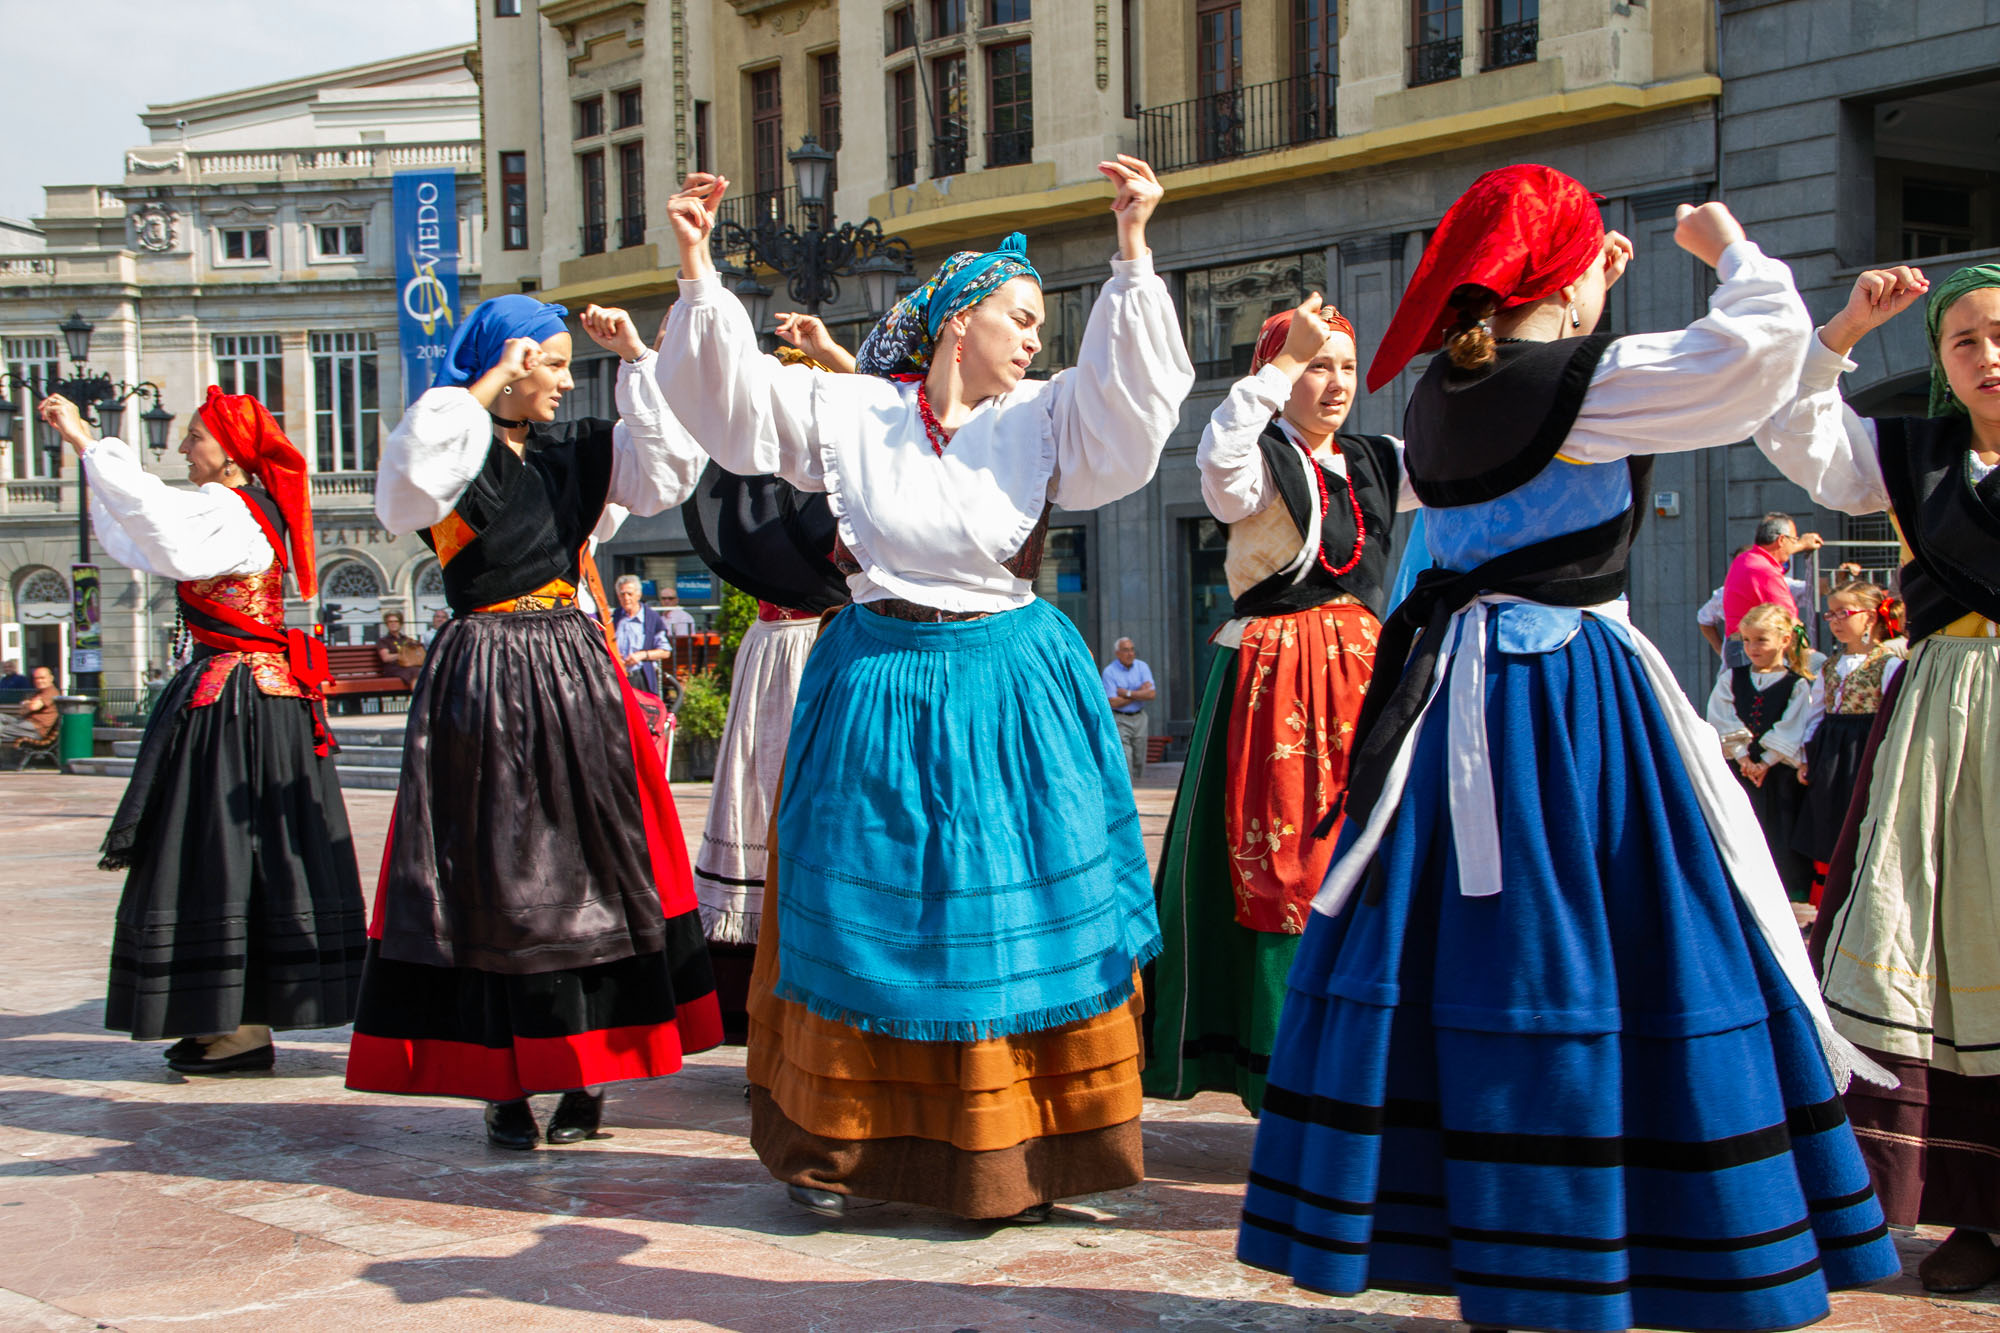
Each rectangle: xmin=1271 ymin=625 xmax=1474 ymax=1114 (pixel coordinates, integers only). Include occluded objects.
xmin=891 ymin=148 xmax=917 ymax=188
xmin=1410 ymin=37 xmax=1463 ymax=87
xmin=1136 ymin=72 xmax=1337 ymax=175
xmin=580 ymin=221 xmax=607 ymax=256
xmin=619 ymin=213 xmax=646 ymax=249
xmin=985 ymin=127 xmax=1034 ymax=168
xmin=1484 ymin=20 xmax=1538 ymax=70
xmin=932 ymin=134 xmax=968 ymax=179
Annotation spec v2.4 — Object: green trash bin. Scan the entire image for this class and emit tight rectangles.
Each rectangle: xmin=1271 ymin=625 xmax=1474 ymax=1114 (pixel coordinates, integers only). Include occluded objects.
xmin=55 ymin=695 xmax=97 ymax=769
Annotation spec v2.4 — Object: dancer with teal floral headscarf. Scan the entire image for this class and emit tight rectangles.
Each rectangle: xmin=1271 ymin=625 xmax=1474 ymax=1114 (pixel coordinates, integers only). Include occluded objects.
xmin=657 ymin=158 xmax=1193 ymax=1224
xmin=1758 ymin=260 xmax=2000 ymax=1297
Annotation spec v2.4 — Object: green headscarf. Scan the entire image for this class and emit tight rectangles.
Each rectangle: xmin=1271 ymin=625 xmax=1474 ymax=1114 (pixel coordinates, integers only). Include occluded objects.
xmin=1924 ymin=261 xmax=2000 ymax=417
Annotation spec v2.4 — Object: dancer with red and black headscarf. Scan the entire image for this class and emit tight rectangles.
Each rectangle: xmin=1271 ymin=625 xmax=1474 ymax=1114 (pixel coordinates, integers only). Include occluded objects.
xmin=1234 ymin=167 xmax=1900 ymax=1332
xmin=1147 ymin=295 xmax=1414 ymax=1116
xmin=40 ymin=388 xmax=364 ymax=1075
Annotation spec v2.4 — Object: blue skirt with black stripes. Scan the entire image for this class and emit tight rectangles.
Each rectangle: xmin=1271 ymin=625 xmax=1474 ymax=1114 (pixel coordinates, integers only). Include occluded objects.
xmin=1235 ymin=616 xmax=1899 ymax=1332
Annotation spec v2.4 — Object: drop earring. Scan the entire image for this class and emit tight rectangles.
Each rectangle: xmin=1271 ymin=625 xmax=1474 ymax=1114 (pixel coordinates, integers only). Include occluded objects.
xmin=1568 ymin=303 xmax=1582 ymax=329
xmin=954 ymin=340 xmax=964 ymax=365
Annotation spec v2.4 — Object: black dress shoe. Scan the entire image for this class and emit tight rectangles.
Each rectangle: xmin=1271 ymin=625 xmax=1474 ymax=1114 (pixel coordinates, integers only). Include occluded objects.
xmin=786 ymin=1183 xmax=845 ymax=1218
xmin=162 ymin=1037 xmax=207 ymax=1063
xmin=545 ymin=1090 xmax=604 ymax=1144
xmin=166 ymin=1043 xmax=274 ymax=1075
xmin=484 ymin=1099 xmax=539 ymax=1150
xmin=1004 ymin=1202 xmax=1056 ymax=1225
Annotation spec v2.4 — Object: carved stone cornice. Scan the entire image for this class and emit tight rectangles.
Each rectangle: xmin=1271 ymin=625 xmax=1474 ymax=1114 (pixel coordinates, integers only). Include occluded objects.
xmin=541 ymin=0 xmax=644 ymax=43
xmin=730 ymin=0 xmax=829 ymax=31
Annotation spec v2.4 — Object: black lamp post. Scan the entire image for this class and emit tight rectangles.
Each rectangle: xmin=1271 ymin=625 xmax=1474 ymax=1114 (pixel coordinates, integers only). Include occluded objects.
xmin=715 ymin=134 xmax=915 ymax=321
xmin=0 ymin=311 xmax=173 ymax=697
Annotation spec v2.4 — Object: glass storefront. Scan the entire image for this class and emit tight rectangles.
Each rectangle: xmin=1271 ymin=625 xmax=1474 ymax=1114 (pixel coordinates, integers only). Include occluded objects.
xmin=1181 ymin=516 xmax=1232 ymax=707
xmin=1034 ymin=524 xmax=1094 ymax=650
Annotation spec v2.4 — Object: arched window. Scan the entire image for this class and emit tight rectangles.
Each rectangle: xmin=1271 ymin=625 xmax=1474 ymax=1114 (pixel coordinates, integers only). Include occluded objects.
xmin=16 ymin=568 xmax=69 ymax=609
xmin=321 ymin=561 xmax=384 ymax=599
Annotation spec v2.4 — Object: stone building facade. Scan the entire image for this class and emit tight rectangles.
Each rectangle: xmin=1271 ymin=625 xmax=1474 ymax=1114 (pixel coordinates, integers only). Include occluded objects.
xmin=0 ymin=47 xmax=481 ymax=698
xmin=477 ymin=0 xmax=1986 ymax=739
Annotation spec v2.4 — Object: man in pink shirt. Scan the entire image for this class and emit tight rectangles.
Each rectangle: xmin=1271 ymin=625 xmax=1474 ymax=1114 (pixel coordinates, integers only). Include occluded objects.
xmin=1721 ymin=512 xmax=1821 ymax=665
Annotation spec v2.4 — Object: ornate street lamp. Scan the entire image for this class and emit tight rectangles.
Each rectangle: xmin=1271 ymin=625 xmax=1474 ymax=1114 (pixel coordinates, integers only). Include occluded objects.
xmin=58 ymin=310 xmax=95 ymax=365
xmin=715 ymin=136 xmax=914 ymax=319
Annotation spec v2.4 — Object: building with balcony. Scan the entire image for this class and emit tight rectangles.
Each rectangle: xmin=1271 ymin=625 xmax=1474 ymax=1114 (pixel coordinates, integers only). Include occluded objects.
xmin=0 ymin=47 xmax=481 ymax=696
xmin=489 ymin=2 xmax=1979 ymax=742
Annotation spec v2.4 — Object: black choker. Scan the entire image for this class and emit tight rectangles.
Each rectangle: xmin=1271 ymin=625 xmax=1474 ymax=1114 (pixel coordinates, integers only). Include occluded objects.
xmin=489 ymin=412 xmax=526 ymax=428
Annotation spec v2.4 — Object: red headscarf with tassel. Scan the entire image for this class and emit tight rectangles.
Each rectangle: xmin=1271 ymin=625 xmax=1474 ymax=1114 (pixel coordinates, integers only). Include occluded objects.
xmin=1366 ymin=164 xmax=1606 ymax=392
xmin=198 ymin=386 xmax=318 ymax=599
xmin=1250 ymin=301 xmax=1357 ymax=375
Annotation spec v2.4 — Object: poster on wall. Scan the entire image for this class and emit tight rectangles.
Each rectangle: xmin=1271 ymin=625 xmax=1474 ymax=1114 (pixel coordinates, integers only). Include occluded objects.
xmin=393 ymin=168 xmax=460 ymax=404
xmin=70 ymin=563 xmax=101 ymax=675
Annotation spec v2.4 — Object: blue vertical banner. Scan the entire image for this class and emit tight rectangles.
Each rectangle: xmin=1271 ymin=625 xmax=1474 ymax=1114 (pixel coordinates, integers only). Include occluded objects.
xmin=393 ymin=169 xmax=460 ymax=402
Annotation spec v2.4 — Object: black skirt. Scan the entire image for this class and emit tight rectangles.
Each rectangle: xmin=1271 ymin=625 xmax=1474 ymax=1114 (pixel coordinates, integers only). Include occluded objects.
xmin=1735 ymin=760 xmax=1813 ymax=903
xmin=1792 ymin=712 xmax=1876 ymax=867
xmin=103 ymin=659 xmax=366 ymax=1040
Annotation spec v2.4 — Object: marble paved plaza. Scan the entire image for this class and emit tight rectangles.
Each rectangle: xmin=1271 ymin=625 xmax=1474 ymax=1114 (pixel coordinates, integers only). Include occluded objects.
xmin=0 ymin=766 xmax=1986 ymax=1332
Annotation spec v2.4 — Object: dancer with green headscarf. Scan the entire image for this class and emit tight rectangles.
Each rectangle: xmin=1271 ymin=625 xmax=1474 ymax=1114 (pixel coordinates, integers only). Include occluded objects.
xmin=1758 ymin=260 xmax=2000 ymax=1296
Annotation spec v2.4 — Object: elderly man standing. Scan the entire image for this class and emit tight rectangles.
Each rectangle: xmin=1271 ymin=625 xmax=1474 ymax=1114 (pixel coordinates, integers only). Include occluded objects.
xmin=1102 ymin=637 xmax=1156 ymax=790
xmin=612 ymin=574 xmax=674 ymax=695
xmin=1721 ymin=512 xmax=1823 ymax=665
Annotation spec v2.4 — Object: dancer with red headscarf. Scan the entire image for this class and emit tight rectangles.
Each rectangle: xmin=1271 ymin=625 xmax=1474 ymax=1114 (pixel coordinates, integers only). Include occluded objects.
xmin=40 ymin=389 xmax=364 ymax=1074
xmin=1235 ymin=167 xmax=1900 ymax=1332
xmin=1147 ymin=295 xmax=1413 ymax=1116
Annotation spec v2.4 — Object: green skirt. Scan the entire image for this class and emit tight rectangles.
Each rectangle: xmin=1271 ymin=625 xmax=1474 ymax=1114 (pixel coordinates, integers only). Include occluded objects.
xmin=1143 ymin=645 xmax=1300 ymax=1117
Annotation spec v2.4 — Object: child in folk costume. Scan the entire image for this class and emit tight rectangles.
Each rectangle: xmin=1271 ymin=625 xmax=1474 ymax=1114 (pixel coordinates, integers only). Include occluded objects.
xmin=348 ymin=297 xmax=721 ymax=1150
xmin=1235 ymin=166 xmax=1898 ymax=1333
xmin=1148 ymin=296 xmax=1414 ymax=1116
xmin=1756 ymin=260 xmax=2000 ymax=1295
xmin=1791 ymin=581 xmax=1904 ymax=901
xmin=39 ymin=389 xmax=365 ymax=1074
xmin=658 ymin=159 xmax=1193 ymax=1222
xmin=1706 ymin=601 xmax=1821 ymax=903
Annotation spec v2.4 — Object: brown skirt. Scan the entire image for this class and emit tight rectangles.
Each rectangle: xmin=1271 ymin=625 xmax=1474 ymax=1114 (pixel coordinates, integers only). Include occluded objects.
xmin=744 ymin=786 xmax=1147 ymax=1218
xmin=1844 ymin=1046 xmax=2000 ymax=1231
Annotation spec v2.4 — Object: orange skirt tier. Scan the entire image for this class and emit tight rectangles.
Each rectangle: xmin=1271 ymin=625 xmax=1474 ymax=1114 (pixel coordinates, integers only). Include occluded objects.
xmin=744 ymin=791 xmax=1147 ymax=1217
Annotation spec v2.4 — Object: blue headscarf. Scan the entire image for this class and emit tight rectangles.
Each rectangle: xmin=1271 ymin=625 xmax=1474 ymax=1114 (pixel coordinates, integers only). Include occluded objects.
xmin=432 ymin=294 xmax=571 ymax=389
xmin=855 ymin=232 xmax=1040 ymax=377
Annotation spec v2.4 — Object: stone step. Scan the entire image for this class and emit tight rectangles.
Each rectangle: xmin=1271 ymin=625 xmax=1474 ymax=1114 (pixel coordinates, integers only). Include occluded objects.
xmin=93 ymin=727 xmax=145 ymax=743
xmin=106 ymin=740 xmax=404 ymax=769
xmin=325 ymin=726 xmax=407 ymax=749
xmin=66 ymin=756 xmax=401 ymax=791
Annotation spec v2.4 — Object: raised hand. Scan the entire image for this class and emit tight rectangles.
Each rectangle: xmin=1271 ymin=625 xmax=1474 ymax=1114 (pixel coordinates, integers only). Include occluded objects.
xmin=667 ymin=174 xmax=727 ymax=279
xmin=1672 ymin=202 xmax=1748 ymax=270
xmin=581 ymin=304 xmax=647 ymax=360
xmin=772 ymin=312 xmax=856 ymax=372
xmin=1601 ymin=230 xmax=1635 ymax=288
xmin=1268 ymin=294 xmax=1336 ymax=379
xmin=1821 ymin=266 xmax=1929 ymax=355
xmin=492 ymin=337 xmax=543 ymax=384
xmin=37 ymin=394 xmax=95 ymax=454
xmin=1096 ymin=155 xmax=1163 ymax=259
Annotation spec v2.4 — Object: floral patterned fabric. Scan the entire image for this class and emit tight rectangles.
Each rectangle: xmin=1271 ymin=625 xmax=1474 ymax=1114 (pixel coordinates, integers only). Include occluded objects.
xmin=1224 ymin=599 xmax=1380 ymax=934
xmin=181 ymin=562 xmax=306 ymax=706
xmin=1825 ymin=643 xmax=1900 ymax=715
xmin=854 ymin=232 xmax=1039 ymax=377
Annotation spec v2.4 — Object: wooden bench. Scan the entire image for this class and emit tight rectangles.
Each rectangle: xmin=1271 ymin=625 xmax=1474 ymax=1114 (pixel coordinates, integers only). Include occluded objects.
xmin=8 ymin=725 xmax=59 ymax=772
xmin=320 ymin=645 xmax=412 ymax=713
xmin=1146 ymin=734 xmax=1170 ymax=765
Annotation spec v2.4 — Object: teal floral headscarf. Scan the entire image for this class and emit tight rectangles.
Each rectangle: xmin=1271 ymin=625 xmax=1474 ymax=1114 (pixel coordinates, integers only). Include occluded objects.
xmin=1924 ymin=261 xmax=2000 ymax=417
xmin=855 ymin=232 xmax=1040 ymax=377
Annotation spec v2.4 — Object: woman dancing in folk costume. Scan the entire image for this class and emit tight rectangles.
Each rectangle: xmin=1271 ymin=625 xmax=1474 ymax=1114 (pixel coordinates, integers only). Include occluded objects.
xmin=1790 ymin=580 xmax=1904 ymax=903
xmin=1147 ymin=296 xmax=1415 ymax=1116
xmin=38 ymin=389 xmax=365 ymax=1075
xmin=1706 ymin=601 xmax=1822 ymax=904
xmin=658 ymin=157 xmax=1193 ymax=1222
xmin=1235 ymin=165 xmax=1899 ymax=1333
xmin=347 ymin=296 xmax=721 ymax=1150
xmin=685 ymin=314 xmax=852 ymax=1040
xmin=1756 ymin=261 xmax=2000 ymax=1296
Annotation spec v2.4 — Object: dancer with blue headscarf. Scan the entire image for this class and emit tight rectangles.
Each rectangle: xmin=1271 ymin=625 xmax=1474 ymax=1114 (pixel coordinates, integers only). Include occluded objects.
xmin=658 ymin=158 xmax=1193 ymax=1222
xmin=347 ymin=296 xmax=721 ymax=1151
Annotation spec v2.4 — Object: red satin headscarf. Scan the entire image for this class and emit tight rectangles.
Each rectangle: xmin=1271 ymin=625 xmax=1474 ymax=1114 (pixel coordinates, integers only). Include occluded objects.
xmin=1366 ymin=164 xmax=1606 ymax=392
xmin=1250 ymin=302 xmax=1358 ymax=374
xmin=197 ymin=386 xmax=317 ymax=599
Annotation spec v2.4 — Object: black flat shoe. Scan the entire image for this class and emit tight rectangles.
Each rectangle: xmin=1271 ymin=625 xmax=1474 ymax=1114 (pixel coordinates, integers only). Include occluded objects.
xmin=545 ymin=1090 xmax=604 ymax=1145
xmin=162 ymin=1037 xmax=207 ymax=1062
xmin=166 ymin=1043 xmax=274 ymax=1075
xmin=1004 ymin=1202 xmax=1056 ymax=1225
xmin=786 ymin=1183 xmax=845 ymax=1218
xmin=484 ymin=1099 xmax=539 ymax=1150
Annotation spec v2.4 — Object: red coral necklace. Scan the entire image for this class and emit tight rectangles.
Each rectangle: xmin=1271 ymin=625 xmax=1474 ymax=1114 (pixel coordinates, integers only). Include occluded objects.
xmin=895 ymin=373 xmax=952 ymax=457
xmin=1300 ymin=438 xmax=1368 ymax=578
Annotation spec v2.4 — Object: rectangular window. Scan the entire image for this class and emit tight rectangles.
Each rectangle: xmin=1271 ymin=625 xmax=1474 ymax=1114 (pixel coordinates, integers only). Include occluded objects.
xmin=1183 ymin=251 xmax=1327 ymax=380
xmin=500 ymin=151 xmax=528 ymax=250
xmin=494 ymin=0 xmax=521 ymax=14
xmin=1182 ymin=517 xmax=1231 ymax=700
xmin=1291 ymin=0 xmax=1338 ymax=141
xmin=309 ymin=331 xmax=380 ymax=474
xmin=575 ymin=95 xmax=604 ymax=140
xmin=1196 ymin=0 xmax=1242 ymax=98
xmin=986 ymin=41 xmax=1032 ymax=167
xmin=1902 ymin=178 xmax=1976 ymax=258
xmin=932 ymin=54 xmax=968 ymax=177
xmin=887 ymin=3 xmax=915 ymax=53
xmin=750 ymin=67 xmax=784 ymax=196
xmin=1410 ymin=0 xmax=1463 ymax=86
xmin=1035 ymin=525 xmax=1092 ymax=646
xmin=1483 ymin=0 xmax=1538 ymax=71
xmin=220 ymin=227 xmax=270 ymax=263
xmin=214 ymin=334 xmax=285 ymax=430
xmin=929 ymin=0 xmax=965 ymax=35
xmin=989 ymin=0 xmax=1030 ymax=22
xmin=816 ymin=51 xmax=842 ymax=194
xmin=4 ymin=338 xmax=60 ymax=479
xmin=1026 ymin=284 xmax=1093 ymax=377
xmin=615 ymin=86 xmax=643 ymax=130
xmin=579 ymin=150 xmax=606 ymax=254
xmin=618 ymin=141 xmax=646 ymax=248
xmin=314 ymin=223 xmax=365 ymax=259
xmin=693 ymin=102 xmax=711 ymax=175
xmin=892 ymin=68 xmax=918 ymax=186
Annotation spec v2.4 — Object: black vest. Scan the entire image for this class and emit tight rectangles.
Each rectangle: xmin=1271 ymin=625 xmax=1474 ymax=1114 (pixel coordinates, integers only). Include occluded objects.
xmin=683 ymin=462 xmax=848 ymax=614
xmin=1874 ymin=415 xmax=2000 ymax=643
xmin=1233 ymin=424 xmax=1401 ymax=620
xmin=1731 ymin=666 xmax=1801 ymax=763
